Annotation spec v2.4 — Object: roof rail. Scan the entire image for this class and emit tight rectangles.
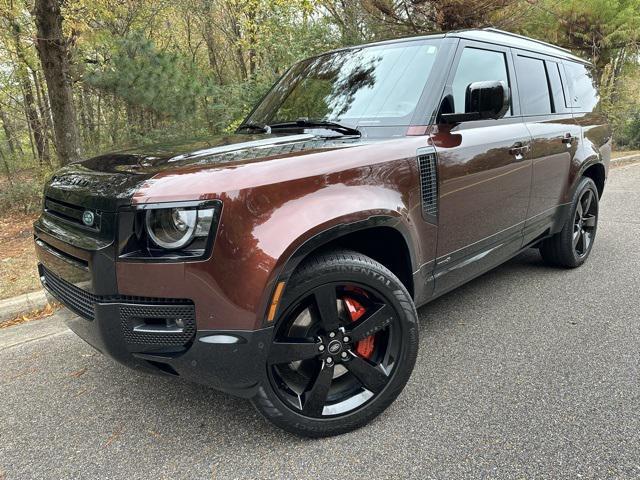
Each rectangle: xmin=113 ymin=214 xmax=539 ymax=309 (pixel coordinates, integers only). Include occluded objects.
xmin=482 ymin=27 xmax=573 ymax=54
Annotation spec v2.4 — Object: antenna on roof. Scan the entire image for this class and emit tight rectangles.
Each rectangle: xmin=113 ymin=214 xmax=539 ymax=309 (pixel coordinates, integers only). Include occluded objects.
xmin=482 ymin=27 xmax=573 ymax=54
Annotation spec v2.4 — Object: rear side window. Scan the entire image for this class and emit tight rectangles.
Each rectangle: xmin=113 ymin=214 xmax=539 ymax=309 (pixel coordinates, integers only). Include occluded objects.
xmin=564 ymin=62 xmax=599 ymax=112
xmin=451 ymin=47 xmax=511 ymax=115
xmin=515 ymin=55 xmax=552 ymax=115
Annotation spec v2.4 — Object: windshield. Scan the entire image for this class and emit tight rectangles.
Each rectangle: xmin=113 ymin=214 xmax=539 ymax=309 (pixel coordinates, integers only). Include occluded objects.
xmin=246 ymin=39 xmax=442 ymax=128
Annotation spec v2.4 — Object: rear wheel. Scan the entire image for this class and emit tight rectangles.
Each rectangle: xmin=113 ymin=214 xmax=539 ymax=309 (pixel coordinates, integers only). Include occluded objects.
xmin=252 ymin=250 xmax=418 ymax=437
xmin=540 ymin=176 xmax=599 ymax=268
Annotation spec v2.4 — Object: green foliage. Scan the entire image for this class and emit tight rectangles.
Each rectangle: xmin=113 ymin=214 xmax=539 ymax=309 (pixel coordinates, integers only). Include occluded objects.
xmin=2 ymin=0 xmax=640 ymax=168
xmin=616 ymin=112 xmax=640 ymax=149
xmin=84 ymin=33 xmax=204 ymax=119
xmin=0 ymin=176 xmax=45 ymax=214
xmin=207 ymin=79 xmax=274 ymax=133
xmin=75 ymin=2 xmax=338 ymax=149
xmin=516 ymin=0 xmax=640 ymax=134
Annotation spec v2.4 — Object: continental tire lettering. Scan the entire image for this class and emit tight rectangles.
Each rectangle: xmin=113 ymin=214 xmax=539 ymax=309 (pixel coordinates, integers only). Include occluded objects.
xmin=336 ymin=265 xmax=391 ymax=286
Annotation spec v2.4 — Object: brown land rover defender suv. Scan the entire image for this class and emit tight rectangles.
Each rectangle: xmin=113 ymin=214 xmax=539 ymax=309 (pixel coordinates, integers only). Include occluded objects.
xmin=35 ymin=29 xmax=610 ymax=437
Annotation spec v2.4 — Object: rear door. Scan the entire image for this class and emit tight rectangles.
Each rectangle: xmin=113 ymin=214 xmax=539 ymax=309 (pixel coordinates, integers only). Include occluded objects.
xmin=511 ymin=49 xmax=581 ymax=245
xmin=431 ymin=40 xmax=533 ymax=295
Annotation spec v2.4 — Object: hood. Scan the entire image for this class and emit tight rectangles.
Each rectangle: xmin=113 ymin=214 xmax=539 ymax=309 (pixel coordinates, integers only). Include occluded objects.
xmin=44 ymin=133 xmax=361 ymax=212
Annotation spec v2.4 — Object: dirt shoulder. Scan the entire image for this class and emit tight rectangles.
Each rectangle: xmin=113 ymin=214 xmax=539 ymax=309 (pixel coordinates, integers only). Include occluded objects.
xmin=612 ymin=149 xmax=640 ymax=159
xmin=0 ymin=213 xmax=40 ymax=300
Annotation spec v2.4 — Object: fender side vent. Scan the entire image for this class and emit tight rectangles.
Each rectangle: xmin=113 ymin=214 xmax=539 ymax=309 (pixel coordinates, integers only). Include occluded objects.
xmin=418 ymin=152 xmax=438 ymax=219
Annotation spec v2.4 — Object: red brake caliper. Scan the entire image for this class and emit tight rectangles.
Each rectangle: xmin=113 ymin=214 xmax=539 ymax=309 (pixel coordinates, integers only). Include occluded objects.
xmin=344 ymin=297 xmax=375 ymax=360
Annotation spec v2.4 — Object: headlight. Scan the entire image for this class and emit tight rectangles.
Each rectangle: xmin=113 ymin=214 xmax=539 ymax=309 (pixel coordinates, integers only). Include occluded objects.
xmin=145 ymin=207 xmax=216 ymax=250
xmin=118 ymin=200 xmax=222 ymax=261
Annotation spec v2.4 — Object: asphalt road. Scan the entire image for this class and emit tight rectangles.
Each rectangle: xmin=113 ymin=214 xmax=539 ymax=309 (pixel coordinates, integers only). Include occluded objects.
xmin=1 ymin=163 xmax=639 ymax=480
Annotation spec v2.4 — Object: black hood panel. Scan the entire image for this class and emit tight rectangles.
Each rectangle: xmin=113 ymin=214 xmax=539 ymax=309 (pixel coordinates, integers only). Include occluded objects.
xmin=44 ymin=133 xmax=356 ymax=212
xmin=45 ymin=163 xmax=152 ymax=212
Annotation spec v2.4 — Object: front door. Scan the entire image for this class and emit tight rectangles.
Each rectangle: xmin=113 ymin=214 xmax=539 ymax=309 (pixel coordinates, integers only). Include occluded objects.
xmin=431 ymin=41 xmax=533 ymax=294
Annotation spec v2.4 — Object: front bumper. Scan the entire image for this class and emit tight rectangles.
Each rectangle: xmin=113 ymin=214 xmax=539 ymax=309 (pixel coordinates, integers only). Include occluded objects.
xmin=37 ymin=258 xmax=272 ymax=398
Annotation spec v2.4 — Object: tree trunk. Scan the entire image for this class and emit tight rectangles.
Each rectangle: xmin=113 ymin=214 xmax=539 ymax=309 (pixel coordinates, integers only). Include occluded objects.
xmin=31 ymin=69 xmax=53 ymax=164
xmin=36 ymin=69 xmax=56 ymax=142
xmin=0 ymin=146 xmax=13 ymax=186
xmin=227 ymin=13 xmax=248 ymax=80
xmin=33 ymin=0 xmax=83 ymax=165
xmin=203 ymin=23 xmax=225 ymax=84
xmin=96 ymin=91 xmax=102 ymax=146
xmin=82 ymin=84 xmax=96 ymax=136
xmin=78 ymin=86 xmax=91 ymax=146
xmin=10 ymin=22 xmax=49 ymax=165
xmin=0 ymin=108 xmax=23 ymax=156
xmin=20 ymin=74 xmax=49 ymax=165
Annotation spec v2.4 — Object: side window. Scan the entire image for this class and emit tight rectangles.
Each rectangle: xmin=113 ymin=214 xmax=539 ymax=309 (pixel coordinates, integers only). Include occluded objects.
xmin=515 ymin=55 xmax=552 ymax=115
xmin=546 ymin=61 xmax=566 ymax=113
xmin=564 ymin=62 xmax=599 ymax=112
xmin=451 ymin=47 xmax=511 ymax=115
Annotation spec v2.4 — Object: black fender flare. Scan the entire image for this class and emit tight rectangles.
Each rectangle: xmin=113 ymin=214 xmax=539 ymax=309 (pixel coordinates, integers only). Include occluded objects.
xmin=256 ymin=215 xmax=418 ymax=328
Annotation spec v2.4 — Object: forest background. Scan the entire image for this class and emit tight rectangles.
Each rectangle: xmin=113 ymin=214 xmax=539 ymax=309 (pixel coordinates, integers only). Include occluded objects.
xmin=1 ymin=0 xmax=639 ymax=299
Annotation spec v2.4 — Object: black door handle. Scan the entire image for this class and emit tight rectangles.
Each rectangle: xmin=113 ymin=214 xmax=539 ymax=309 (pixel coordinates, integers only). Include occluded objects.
xmin=509 ymin=142 xmax=524 ymax=156
xmin=509 ymin=142 xmax=530 ymax=158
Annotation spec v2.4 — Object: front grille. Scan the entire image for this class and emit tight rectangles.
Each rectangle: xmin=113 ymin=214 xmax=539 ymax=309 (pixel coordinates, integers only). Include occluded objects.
xmin=42 ymin=266 xmax=95 ymax=319
xmin=418 ymin=152 xmax=438 ymax=218
xmin=41 ymin=266 xmax=196 ymax=348
xmin=44 ymin=196 xmax=100 ymax=231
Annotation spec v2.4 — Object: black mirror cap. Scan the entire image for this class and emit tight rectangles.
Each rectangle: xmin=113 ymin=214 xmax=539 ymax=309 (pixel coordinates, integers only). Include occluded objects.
xmin=465 ymin=80 xmax=510 ymax=120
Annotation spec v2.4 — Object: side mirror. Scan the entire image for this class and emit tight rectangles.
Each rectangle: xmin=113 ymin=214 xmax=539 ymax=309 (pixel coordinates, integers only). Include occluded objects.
xmin=441 ymin=80 xmax=510 ymax=123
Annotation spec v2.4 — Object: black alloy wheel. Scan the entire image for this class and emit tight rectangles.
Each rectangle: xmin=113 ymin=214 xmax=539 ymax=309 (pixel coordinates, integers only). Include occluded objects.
xmin=252 ymin=250 xmax=418 ymax=437
xmin=573 ymin=188 xmax=597 ymax=258
xmin=267 ymin=282 xmax=399 ymax=418
xmin=540 ymin=176 xmax=599 ymax=268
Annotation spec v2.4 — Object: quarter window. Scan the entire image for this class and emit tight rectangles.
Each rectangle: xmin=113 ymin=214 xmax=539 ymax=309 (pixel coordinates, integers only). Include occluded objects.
xmin=516 ymin=56 xmax=552 ymax=115
xmin=564 ymin=62 xmax=599 ymax=112
xmin=451 ymin=48 xmax=511 ymax=115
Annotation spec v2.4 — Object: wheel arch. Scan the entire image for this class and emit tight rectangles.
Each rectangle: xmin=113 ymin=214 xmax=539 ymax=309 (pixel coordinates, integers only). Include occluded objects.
xmin=568 ymin=155 xmax=606 ymax=202
xmin=582 ymin=162 xmax=606 ymax=199
xmin=259 ymin=216 xmax=418 ymax=328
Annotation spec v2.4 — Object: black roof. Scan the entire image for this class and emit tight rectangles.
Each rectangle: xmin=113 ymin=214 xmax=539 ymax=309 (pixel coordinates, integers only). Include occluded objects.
xmin=452 ymin=28 xmax=588 ymax=64
xmin=325 ymin=28 xmax=590 ymax=66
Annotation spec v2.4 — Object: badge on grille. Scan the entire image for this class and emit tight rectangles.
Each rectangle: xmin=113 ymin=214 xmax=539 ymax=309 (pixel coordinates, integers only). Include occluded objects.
xmin=82 ymin=210 xmax=95 ymax=227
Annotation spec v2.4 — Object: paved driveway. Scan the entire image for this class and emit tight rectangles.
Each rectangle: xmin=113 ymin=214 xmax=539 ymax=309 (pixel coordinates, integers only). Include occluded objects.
xmin=1 ymin=163 xmax=639 ymax=479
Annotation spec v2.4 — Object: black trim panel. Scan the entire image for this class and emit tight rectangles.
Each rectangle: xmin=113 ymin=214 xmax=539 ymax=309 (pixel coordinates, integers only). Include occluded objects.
xmin=261 ymin=215 xmax=423 ymax=327
xmin=433 ymin=221 xmax=524 ymax=296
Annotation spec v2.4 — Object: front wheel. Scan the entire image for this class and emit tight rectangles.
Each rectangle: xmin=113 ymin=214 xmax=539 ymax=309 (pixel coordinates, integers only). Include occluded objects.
xmin=252 ymin=250 xmax=419 ymax=437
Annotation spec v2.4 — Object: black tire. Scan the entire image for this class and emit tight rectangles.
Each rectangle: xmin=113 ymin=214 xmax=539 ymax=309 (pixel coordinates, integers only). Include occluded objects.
xmin=540 ymin=176 xmax=599 ymax=268
xmin=252 ymin=250 xmax=419 ymax=438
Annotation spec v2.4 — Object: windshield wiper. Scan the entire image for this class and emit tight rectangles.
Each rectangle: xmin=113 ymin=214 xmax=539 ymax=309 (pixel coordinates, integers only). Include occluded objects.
xmin=236 ymin=122 xmax=271 ymax=134
xmin=269 ymin=119 xmax=361 ymax=137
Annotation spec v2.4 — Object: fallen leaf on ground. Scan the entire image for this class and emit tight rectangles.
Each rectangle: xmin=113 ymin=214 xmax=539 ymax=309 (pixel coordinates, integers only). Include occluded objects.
xmin=0 ymin=302 xmax=61 ymax=329
xmin=4 ymin=367 xmax=38 ymax=382
xmin=70 ymin=367 xmax=88 ymax=378
xmin=104 ymin=425 xmax=124 ymax=448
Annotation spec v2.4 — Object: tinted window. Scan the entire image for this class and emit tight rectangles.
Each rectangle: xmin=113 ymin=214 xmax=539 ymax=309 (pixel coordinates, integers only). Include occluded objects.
xmin=546 ymin=62 xmax=566 ymax=113
xmin=516 ymin=56 xmax=551 ymax=115
xmin=246 ymin=40 xmax=441 ymax=127
xmin=564 ymin=62 xmax=599 ymax=112
xmin=451 ymin=48 xmax=510 ymax=115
